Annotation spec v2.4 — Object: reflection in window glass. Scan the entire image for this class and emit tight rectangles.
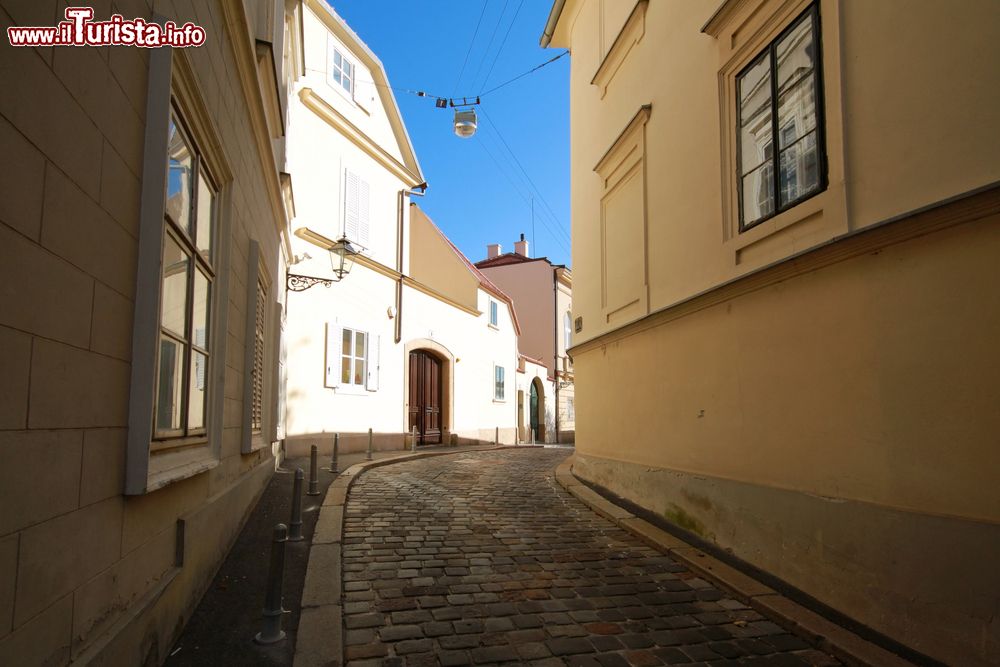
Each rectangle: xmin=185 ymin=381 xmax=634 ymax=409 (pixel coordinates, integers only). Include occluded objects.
xmin=494 ymin=366 xmax=505 ymax=401
xmin=166 ymin=117 xmax=193 ymax=235
xmin=736 ymin=5 xmax=823 ymax=230
xmin=157 ymin=336 xmax=184 ymax=432
xmin=188 ymin=351 xmax=206 ymax=431
xmin=155 ymin=105 xmax=217 ymax=443
xmin=196 ymin=175 xmax=214 ymax=257
xmin=161 ymin=235 xmax=189 ymax=337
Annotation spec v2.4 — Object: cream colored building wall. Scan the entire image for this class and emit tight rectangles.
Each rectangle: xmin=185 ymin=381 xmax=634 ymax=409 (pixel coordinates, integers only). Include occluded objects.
xmin=555 ymin=0 xmax=1000 ymax=664
xmin=562 ymin=0 xmax=1000 ymax=347
xmin=409 ymin=206 xmax=480 ymax=312
xmin=0 ymin=1 xmax=288 ymax=664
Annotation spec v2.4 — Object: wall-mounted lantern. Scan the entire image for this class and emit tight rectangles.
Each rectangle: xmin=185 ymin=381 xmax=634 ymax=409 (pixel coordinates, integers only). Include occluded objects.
xmin=287 ymin=228 xmax=360 ymax=292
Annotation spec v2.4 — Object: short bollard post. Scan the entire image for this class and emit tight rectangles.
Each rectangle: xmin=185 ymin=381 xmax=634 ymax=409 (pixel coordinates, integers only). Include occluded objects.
xmin=411 ymin=426 xmax=418 ymax=452
xmin=495 ymin=426 xmax=499 ymax=445
xmin=531 ymin=428 xmax=536 ymax=445
xmin=254 ymin=523 xmax=288 ymax=644
xmin=366 ymin=427 xmax=373 ymax=461
xmin=288 ymin=469 xmax=305 ymax=541
xmin=307 ymin=445 xmax=320 ymax=496
xmin=326 ymin=433 xmax=340 ymax=473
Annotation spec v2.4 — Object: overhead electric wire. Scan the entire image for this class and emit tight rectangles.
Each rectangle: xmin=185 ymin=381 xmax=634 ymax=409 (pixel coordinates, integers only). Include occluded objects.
xmin=452 ymin=0 xmax=490 ymax=96
xmin=468 ymin=0 xmax=511 ymax=92
xmin=478 ymin=0 xmax=526 ymax=92
xmin=477 ymin=50 xmax=568 ymax=97
xmin=479 ymin=106 xmax=572 ymax=244
xmin=477 ymin=132 xmax=571 ymax=254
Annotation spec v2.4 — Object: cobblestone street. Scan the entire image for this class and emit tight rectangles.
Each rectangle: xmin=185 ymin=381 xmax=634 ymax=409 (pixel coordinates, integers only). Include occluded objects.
xmin=340 ymin=449 xmax=840 ymax=666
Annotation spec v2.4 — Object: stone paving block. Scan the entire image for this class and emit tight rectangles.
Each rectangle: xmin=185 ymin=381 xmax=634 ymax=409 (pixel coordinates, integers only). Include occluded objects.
xmin=324 ymin=449 xmax=845 ymax=667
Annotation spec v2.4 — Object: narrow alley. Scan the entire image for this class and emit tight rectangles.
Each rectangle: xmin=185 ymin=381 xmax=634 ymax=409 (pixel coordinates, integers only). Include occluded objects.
xmin=335 ymin=449 xmax=838 ymax=666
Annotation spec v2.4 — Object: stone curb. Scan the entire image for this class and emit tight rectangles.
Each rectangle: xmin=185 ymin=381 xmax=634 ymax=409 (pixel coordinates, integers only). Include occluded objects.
xmin=292 ymin=444 xmax=543 ymax=667
xmin=553 ymin=456 xmax=916 ymax=667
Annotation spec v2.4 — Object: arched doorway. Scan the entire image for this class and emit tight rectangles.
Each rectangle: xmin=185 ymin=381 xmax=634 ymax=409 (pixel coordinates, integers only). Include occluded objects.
xmin=530 ymin=377 xmax=545 ymax=443
xmin=408 ymin=350 xmax=442 ymax=445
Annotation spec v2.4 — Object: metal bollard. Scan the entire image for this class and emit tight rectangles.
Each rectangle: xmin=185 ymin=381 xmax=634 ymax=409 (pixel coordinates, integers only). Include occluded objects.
xmin=531 ymin=428 xmax=535 ymax=445
xmin=411 ymin=426 xmax=418 ymax=452
xmin=495 ymin=426 xmax=499 ymax=445
xmin=307 ymin=445 xmax=320 ymax=496
xmin=288 ymin=469 xmax=305 ymax=541
xmin=366 ymin=427 xmax=373 ymax=461
xmin=325 ymin=433 xmax=340 ymax=474
xmin=254 ymin=523 xmax=288 ymax=644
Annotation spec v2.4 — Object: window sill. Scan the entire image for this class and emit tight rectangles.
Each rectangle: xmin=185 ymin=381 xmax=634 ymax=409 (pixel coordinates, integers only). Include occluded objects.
xmin=332 ymin=384 xmax=370 ymax=396
xmin=488 ymin=323 xmax=499 ymax=331
xmin=146 ymin=445 xmax=219 ymax=493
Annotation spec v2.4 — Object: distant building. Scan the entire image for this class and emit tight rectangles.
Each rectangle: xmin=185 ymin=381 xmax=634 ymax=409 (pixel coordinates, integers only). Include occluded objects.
xmin=541 ymin=1 xmax=1000 ymax=665
xmin=476 ymin=237 xmax=574 ymax=443
xmin=281 ymin=0 xmax=520 ymax=453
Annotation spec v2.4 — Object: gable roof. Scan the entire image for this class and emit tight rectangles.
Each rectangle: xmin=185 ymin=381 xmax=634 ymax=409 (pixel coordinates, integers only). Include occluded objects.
xmin=413 ymin=205 xmax=522 ymax=336
xmin=306 ymin=0 xmax=424 ymax=184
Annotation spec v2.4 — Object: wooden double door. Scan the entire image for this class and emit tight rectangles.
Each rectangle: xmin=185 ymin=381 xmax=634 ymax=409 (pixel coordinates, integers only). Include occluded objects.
xmin=408 ymin=350 xmax=442 ymax=445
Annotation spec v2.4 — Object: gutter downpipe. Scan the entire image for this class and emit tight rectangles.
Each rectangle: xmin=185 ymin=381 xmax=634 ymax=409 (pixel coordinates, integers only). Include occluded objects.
xmin=397 ymin=184 xmax=427 ymax=344
xmin=553 ymin=267 xmax=560 ymax=445
xmin=540 ymin=0 xmax=568 ymax=47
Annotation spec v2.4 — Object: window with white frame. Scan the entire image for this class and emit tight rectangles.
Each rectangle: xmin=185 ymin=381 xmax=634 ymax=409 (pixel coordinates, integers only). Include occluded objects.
xmin=324 ymin=323 xmax=379 ymax=392
xmin=341 ymin=327 xmax=367 ymax=386
xmin=155 ymin=110 xmax=217 ymax=445
xmin=330 ymin=46 xmax=353 ymax=95
xmin=489 ymin=300 xmax=499 ymax=327
xmin=494 ymin=365 xmax=505 ymax=401
xmin=563 ymin=311 xmax=572 ymax=349
xmin=343 ymin=168 xmax=370 ymax=247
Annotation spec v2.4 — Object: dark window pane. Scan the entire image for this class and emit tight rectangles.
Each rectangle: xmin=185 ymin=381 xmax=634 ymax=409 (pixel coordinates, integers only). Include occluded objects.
xmin=777 ymin=14 xmax=815 ymax=83
xmin=157 ymin=336 xmax=184 ymax=432
xmin=738 ymin=56 xmax=773 ymax=175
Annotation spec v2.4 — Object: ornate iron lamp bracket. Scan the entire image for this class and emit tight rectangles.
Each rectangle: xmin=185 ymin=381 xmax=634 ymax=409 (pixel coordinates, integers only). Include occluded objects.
xmin=286 ymin=273 xmax=334 ymax=292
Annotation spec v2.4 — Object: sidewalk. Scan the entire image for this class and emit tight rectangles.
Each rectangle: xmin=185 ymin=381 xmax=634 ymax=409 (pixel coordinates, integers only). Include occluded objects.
xmin=164 ymin=443 xmax=505 ymax=666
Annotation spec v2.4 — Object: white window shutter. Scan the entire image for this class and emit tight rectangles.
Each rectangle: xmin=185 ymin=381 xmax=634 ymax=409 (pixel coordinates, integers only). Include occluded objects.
xmin=324 ymin=322 xmax=342 ymax=387
xmin=358 ymin=177 xmax=370 ymax=247
xmin=366 ymin=334 xmax=379 ymax=391
xmin=241 ymin=241 xmax=260 ymax=454
xmin=344 ymin=169 xmax=360 ymax=241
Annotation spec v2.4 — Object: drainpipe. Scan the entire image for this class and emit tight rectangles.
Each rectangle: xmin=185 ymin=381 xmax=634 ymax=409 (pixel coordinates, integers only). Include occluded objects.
xmin=397 ymin=183 xmax=427 ymax=344
xmin=553 ymin=267 xmax=560 ymax=445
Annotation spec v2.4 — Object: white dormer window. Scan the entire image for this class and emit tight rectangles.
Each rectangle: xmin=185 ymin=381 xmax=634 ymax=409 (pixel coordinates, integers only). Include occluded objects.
xmin=331 ymin=47 xmax=353 ymax=95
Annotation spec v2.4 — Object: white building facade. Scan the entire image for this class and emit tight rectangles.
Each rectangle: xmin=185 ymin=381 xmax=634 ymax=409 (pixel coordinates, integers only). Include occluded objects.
xmin=282 ymin=0 xmax=519 ymax=454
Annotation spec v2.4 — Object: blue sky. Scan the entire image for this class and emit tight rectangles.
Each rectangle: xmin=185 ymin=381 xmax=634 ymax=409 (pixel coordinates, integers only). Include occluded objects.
xmin=328 ymin=1 xmax=572 ymax=267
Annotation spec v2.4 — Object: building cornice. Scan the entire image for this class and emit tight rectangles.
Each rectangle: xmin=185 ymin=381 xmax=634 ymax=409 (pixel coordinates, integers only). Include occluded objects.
xmin=570 ymin=182 xmax=1000 ymax=357
xmin=299 ymin=87 xmax=423 ymax=188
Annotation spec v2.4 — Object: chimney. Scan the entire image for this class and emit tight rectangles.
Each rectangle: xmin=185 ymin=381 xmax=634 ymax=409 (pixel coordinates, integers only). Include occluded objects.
xmin=487 ymin=243 xmax=502 ymax=259
xmin=514 ymin=233 xmax=529 ymax=258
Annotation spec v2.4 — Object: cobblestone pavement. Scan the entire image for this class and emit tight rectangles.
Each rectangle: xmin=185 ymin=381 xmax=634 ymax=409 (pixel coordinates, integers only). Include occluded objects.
xmin=341 ymin=448 xmax=840 ymax=666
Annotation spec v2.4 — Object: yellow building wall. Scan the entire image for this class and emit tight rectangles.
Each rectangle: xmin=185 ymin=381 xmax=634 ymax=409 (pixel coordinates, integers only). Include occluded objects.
xmin=556 ymin=0 xmax=1000 ymax=664
xmin=408 ymin=205 xmax=480 ymax=312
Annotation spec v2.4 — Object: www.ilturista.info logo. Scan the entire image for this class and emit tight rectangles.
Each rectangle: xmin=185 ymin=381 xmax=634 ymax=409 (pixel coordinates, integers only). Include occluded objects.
xmin=7 ymin=7 xmax=206 ymax=48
